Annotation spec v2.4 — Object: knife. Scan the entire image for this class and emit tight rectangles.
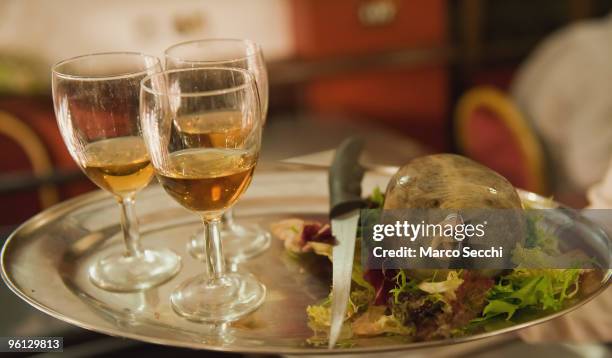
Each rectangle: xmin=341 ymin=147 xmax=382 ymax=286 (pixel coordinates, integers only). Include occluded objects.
xmin=328 ymin=137 xmax=366 ymax=348
xmin=281 ymin=149 xmax=399 ymax=175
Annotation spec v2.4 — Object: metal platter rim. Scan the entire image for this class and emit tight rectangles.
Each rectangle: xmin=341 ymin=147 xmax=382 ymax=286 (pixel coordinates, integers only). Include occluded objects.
xmin=1 ymin=172 xmax=611 ymax=354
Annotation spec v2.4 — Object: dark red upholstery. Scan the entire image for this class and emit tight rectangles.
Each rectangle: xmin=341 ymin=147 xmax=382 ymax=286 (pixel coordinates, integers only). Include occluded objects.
xmin=0 ymin=96 xmax=94 ymax=226
xmin=463 ymin=106 xmax=530 ymax=190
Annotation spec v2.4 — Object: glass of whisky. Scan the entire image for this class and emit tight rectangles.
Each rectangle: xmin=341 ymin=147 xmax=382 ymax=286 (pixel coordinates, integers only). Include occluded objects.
xmin=165 ymin=39 xmax=270 ymax=263
xmin=52 ymin=52 xmax=182 ymax=292
xmin=140 ymin=67 xmax=265 ymax=322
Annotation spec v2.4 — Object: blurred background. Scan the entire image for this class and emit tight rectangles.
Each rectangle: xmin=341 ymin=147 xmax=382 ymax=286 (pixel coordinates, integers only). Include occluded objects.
xmin=1 ymin=1 xmax=612 ymax=355
xmin=3 ymin=0 xmax=612 ymax=229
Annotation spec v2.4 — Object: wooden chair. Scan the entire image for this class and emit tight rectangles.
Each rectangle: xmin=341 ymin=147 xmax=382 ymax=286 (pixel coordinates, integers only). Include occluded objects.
xmin=455 ymin=86 xmax=548 ymax=195
xmin=0 ymin=110 xmax=60 ymax=216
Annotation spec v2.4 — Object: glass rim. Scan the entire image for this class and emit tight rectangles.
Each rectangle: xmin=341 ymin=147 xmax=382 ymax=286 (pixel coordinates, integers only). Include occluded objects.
xmin=140 ymin=67 xmax=255 ymax=97
xmin=52 ymin=51 xmax=161 ymax=81
xmin=164 ymin=38 xmax=262 ymax=65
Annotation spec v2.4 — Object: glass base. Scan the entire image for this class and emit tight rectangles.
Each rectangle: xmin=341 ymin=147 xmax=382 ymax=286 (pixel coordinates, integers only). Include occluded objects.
xmin=188 ymin=223 xmax=271 ymax=263
xmin=89 ymin=248 xmax=182 ymax=292
xmin=170 ymin=272 xmax=265 ymax=323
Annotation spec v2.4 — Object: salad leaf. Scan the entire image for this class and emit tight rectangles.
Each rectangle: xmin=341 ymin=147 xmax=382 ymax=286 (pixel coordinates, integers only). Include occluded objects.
xmin=352 ymin=306 xmax=413 ymax=336
xmin=302 ymin=223 xmax=336 ymax=245
xmin=309 ymin=241 xmax=333 ymax=258
xmin=364 ymin=269 xmax=398 ymax=305
xmin=418 ymin=271 xmax=464 ymax=301
xmin=523 ymin=213 xmax=560 ymax=255
xmin=352 ymin=262 xmax=374 ymax=293
xmin=475 ymin=269 xmax=581 ymax=322
xmin=351 ymin=241 xmax=375 ymax=292
xmin=512 ymin=244 xmax=558 ymax=268
xmin=306 ymin=300 xmax=352 ymax=345
xmin=369 ymin=186 xmax=385 ymax=208
xmin=306 ymin=287 xmax=373 ymax=340
xmin=389 ymin=270 xmax=419 ymax=304
xmin=481 ymin=300 xmax=517 ymax=320
xmin=474 ymin=212 xmax=584 ymax=323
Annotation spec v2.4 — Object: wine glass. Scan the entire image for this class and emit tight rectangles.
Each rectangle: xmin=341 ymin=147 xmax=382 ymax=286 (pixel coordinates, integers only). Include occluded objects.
xmin=165 ymin=39 xmax=270 ymax=263
xmin=52 ymin=52 xmax=182 ymax=292
xmin=140 ymin=67 xmax=266 ymax=322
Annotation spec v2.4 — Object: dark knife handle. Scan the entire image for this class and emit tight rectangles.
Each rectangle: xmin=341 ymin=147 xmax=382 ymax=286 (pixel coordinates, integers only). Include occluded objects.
xmin=329 ymin=137 xmax=366 ymax=219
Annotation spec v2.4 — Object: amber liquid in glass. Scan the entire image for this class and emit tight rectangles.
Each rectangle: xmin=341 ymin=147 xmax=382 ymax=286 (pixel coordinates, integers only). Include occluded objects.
xmin=83 ymin=136 xmax=154 ymax=196
xmin=174 ymin=111 xmax=249 ymax=148
xmin=157 ymin=148 xmax=256 ymax=212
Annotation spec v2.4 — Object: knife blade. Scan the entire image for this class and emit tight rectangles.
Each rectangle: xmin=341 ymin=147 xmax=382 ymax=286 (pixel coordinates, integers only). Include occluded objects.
xmin=329 ymin=211 xmax=360 ymax=348
xmin=328 ymin=137 xmax=366 ymax=348
xmin=281 ymin=149 xmax=399 ymax=175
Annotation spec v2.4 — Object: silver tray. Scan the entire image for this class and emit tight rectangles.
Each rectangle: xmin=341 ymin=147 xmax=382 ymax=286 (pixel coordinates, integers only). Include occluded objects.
xmin=2 ymin=169 xmax=610 ymax=355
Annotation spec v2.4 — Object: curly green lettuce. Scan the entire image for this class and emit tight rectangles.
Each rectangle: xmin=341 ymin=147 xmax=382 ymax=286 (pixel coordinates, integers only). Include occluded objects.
xmin=475 ymin=269 xmax=581 ymax=323
xmin=471 ymin=213 xmax=585 ymax=324
xmin=306 ymin=286 xmax=375 ymax=345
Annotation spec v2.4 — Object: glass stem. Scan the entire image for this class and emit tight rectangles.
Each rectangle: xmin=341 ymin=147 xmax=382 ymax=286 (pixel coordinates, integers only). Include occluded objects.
xmin=222 ymin=209 xmax=237 ymax=232
xmin=118 ymin=195 xmax=143 ymax=258
xmin=202 ymin=216 xmax=225 ymax=280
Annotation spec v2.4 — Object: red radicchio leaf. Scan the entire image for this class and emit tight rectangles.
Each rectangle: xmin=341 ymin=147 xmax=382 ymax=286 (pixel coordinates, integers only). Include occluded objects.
xmin=364 ymin=268 xmax=398 ymax=306
xmin=301 ymin=223 xmax=337 ymax=245
xmin=450 ymin=271 xmax=494 ymax=327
